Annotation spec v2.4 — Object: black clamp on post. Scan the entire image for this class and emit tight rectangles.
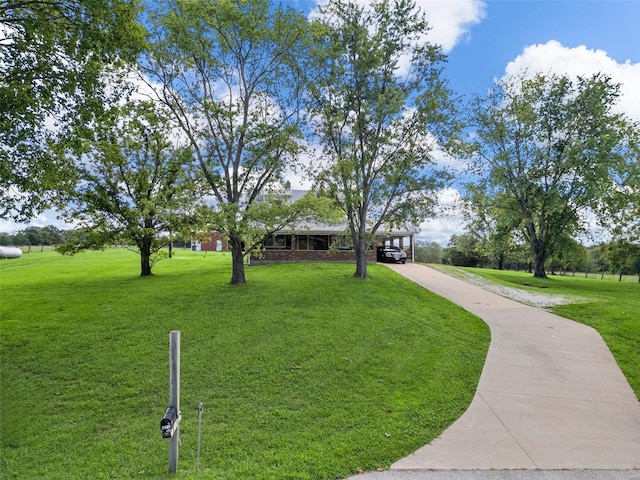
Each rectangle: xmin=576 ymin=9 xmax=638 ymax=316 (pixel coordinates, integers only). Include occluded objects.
xmin=160 ymin=406 xmax=181 ymax=438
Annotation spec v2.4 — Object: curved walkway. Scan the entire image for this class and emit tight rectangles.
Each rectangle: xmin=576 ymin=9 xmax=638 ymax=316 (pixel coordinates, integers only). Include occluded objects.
xmin=349 ymin=263 xmax=640 ymax=478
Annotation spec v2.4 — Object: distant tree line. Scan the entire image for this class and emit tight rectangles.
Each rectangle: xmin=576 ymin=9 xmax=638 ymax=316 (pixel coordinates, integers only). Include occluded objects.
xmin=0 ymin=226 xmax=66 ymax=250
xmin=415 ymin=236 xmax=640 ymax=282
xmin=0 ymin=226 xmax=192 ymax=251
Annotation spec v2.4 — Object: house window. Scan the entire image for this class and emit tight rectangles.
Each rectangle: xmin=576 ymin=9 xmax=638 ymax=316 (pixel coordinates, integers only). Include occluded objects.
xmin=298 ymin=235 xmax=330 ymax=250
xmin=264 ymin=235 xmax=292 ymax=249
xmin=334 ymin=235 xmax=352 ymax=250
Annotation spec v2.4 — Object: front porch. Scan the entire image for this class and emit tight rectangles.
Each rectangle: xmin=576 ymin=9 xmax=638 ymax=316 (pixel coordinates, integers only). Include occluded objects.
xmin=251 ymin=231 xmax=414 ymax=264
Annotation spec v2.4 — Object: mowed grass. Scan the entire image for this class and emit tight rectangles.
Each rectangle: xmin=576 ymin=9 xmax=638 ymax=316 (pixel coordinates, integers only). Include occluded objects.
xmin=433 ymin=265 xmax=640 ymax=400
xmin=0 ymin=250 xmax=489 ymax=480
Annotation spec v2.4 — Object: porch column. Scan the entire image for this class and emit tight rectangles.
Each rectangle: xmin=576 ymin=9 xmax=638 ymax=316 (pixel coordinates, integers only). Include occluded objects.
xmin=410 ymin=234 xmax=414 ymax=262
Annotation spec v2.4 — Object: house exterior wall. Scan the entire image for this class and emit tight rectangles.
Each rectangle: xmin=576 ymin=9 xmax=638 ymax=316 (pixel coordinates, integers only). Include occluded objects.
xmin=193 ymin=231 xmax=414 ymax=263
xmin=255 ymin=233 xmax=413 ymax=263
xmin=191 ymin=233 xmax=228 ymax=252
xmin=253 ymin=248 xmax=377 ymax=263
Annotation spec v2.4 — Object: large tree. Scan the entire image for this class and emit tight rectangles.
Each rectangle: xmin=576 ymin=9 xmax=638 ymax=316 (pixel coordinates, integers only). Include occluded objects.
xmin=304 ymin=0 xmax=458 ymax=278
xmin=141 ymin=0 xmax=309 ymax=285
xmin=0 ymin=0 xmax=146 ymax=221
xmin=56 ymin=102 xmax=197 ymax=276
xmin=468 ymin=73 xmax=637 ymax=278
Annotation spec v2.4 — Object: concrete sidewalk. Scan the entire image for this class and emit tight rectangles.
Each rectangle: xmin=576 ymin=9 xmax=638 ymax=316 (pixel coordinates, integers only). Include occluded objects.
xmin=347 ymin=263 xmax=640 ymax=479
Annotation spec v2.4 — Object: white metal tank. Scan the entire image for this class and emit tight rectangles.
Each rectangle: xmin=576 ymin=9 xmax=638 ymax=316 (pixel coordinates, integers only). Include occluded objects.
xmin=0 ymin=246 xmax=23 ymax=259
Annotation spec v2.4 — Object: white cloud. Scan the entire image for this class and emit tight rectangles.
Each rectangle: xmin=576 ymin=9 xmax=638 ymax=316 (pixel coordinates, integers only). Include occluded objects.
xmin=504 ymin=40 xmax=640 ymax=121
xmin=417 ymin=187 xmax=465 ymax=245
xmin=309 ymin=0 xmax=486 ymax=53
xmin=418 ymin=0 xmax=486 ymax=53
xmin=418 ymin=216 xmax=464 ymax=245
xmin=0 ymin=209 xmax=74 ymax=234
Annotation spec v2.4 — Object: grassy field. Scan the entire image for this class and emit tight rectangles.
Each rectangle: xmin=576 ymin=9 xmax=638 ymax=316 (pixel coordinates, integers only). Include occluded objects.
xmin=0 ymin=250 xmax=489 ymax=480
xmin=430 ymin=264 xmax=640 ymax=400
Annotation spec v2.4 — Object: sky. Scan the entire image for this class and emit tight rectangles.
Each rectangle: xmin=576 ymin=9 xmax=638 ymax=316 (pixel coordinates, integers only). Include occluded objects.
xmin=3 ymin=0 xmax=639 ymax=245
xmin=413 ymin=0 xmax=640 ymax=244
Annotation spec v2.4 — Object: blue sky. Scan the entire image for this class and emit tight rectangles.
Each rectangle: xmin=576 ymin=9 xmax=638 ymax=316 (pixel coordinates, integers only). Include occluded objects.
xmin=3 ymin=0 xmax=639 ymax=244
xmin=445 ymin=0 xmax=639 ymax=99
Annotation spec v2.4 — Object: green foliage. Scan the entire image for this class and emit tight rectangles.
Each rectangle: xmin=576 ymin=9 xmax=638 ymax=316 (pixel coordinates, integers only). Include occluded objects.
xmin=0 ymin=249 xmax=489 ymax=479
xmin=304 ymin=0 xmax=459 ymax=278
xmin=55 ymin=226 xmax=113 ymax=255
xmin=142 ymin=0 xmax=310 ymax=284
xmin=462 ymin=188 xmax=522 ymax=270
xmin=548 ymin=235 xmax=588 ymax=274
xmin=0 ymin=225 xmax=66 ymax=246
xmin=443 ymin=233 xmax=488 ymax=267
xmin=414 ymin=241 xmax=444 ymax=264
xmin=57 ymin=101 xmax=198 ymax=275
xmin=0 ymin=0 xmax=146 ymax=221
xmin=599 ymin=132 xmax=640 ymax=242
xmin=467 ymin=73 xmax=637 ymax=278
xmin=602 ymin=238 xmax=640 ymax=281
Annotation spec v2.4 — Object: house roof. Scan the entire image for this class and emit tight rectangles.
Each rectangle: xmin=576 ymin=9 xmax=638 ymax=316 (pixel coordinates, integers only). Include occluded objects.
xmin=258 ymin=188 xmax=420 ymax=238
xmin=268 ymin=189 xmax=417 ymax=237
xmin=280 ymin=222 xmax=416 ymax=237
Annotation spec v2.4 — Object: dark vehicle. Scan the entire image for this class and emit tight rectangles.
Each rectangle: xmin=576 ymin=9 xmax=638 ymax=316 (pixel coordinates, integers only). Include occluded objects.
xmin=377 ymin=246 xmax=407 ymax=264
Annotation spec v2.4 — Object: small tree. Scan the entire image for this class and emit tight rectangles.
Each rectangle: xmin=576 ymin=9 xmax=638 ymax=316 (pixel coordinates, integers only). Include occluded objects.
xmin=414 ymin=241 xmax=444 ymax=264
xmin=305 ymin=0 xmax=458 ymax=278
xmin=444 ymin=234 xmax=488 ymax=268
xmin=548 ymin=236 xmax=587 ymax=276
xmin=463 ymin=189 xmax=519 ymax=270
xmin=57 ymin=102 xmax=197 ymax=276
xmin=604 ymin=238 xmax=639 ymax=282
xmin=591 ymin=244 xmax=611 ymax=279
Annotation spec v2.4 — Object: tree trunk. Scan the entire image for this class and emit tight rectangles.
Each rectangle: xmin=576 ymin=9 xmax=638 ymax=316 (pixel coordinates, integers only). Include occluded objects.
xmin=229 ymin=234 xmax=246 ymax=285
xmin=140 ymin=237 xmax=152 ymax=276
xmin=533 ymin=256 xmax=548 ymax=279
xmin=353 ymin=237 xmax=369 ymax=279
xmin=529 ymin=235 xmax=548 ymax=279
xmin=497 ymin=254 xmax=504 ymax=271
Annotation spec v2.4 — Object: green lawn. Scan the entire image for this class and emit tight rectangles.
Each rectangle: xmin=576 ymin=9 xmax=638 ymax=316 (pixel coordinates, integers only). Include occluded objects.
xmin=430 ymin=264 xmax=640 ymax=400
xmin=0 ymin=250 xmax=489 ymax=480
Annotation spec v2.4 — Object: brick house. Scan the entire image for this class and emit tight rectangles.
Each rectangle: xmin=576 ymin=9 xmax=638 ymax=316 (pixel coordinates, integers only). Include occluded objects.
xmin=191 ymin=190 xmax=416 ymax=263
xmin=251 ymin=224 xmax=415 ymax=263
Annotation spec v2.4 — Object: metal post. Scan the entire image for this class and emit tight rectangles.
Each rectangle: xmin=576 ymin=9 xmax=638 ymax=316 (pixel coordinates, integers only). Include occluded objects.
xmin=169 ymin=331 xmax=180 ymax=474
xmin=196 ymin=402 xmax=203 ymax=471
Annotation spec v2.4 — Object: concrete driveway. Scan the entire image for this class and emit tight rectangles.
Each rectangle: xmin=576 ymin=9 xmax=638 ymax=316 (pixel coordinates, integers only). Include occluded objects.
xmin=346 ymin=264 xmax=640 ymax=479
